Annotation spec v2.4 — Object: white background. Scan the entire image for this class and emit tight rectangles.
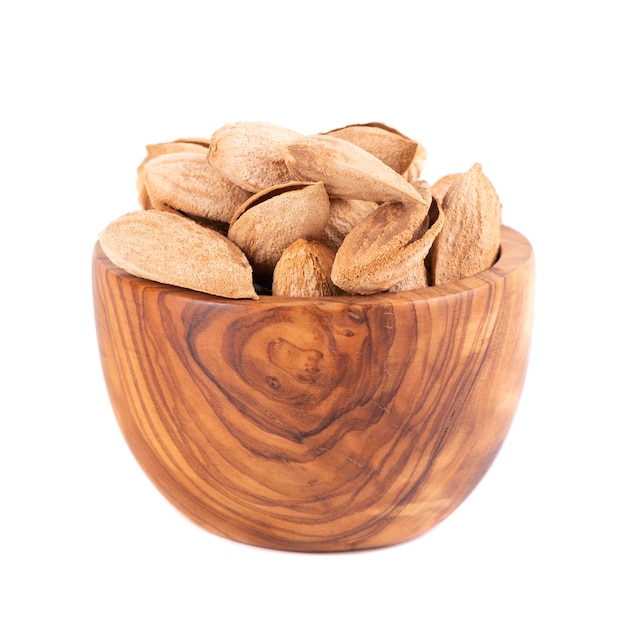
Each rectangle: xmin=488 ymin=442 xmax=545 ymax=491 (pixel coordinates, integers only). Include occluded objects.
xmin=1 ymin=1 xmax=624 ymax=621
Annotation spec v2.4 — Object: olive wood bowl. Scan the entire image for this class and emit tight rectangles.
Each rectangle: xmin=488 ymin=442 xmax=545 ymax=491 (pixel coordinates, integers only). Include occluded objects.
xmin=92 ymin=226 xmax=534 ymax=552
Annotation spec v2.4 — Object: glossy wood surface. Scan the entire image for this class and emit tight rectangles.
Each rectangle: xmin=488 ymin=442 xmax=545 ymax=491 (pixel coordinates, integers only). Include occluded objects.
xmin=92 ymin=226 xmax=534 ymax=552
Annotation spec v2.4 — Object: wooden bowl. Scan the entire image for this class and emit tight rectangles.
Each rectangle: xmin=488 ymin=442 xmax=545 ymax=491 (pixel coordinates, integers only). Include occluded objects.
xmin=92 ymin=226 xmax=534 ymax=552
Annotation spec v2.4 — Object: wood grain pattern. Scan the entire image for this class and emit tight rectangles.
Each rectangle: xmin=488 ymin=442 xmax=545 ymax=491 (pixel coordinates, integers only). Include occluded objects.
xmin=92 ymin=226 xmax=534 ymax=552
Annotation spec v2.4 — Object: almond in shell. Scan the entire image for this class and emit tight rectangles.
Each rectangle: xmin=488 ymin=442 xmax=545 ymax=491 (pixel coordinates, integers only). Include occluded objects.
xmin=143 ymin=151 xmax=252 ymax=224
xmin=207 ymin=121 xmax=303 ymax=192
xmin=272 ymin=239 xmax=342 ymax=297
xmin=389 ymin=186 xmax=444 ymax=291
xmin=136 ymin=140 xmax=211 ymax=210
xmin=284 ymin=133 xmax=427 ymax=207
xmin=429 ymin=163 xmax=502 ymax=285
xmin=324 ymin=122 xmax=420 ymax=178
xmin=331 ymin=184 xmax=445 ymax=294
xmin=322 ymin=197 xmax=379 ymax=251
xmin=98 ymin=209 xmax=258 ymax=299
xmin=429 ymin=172 xmax=461 ymax=208
xmin=228 ymin=181 xmax=330 ymax=277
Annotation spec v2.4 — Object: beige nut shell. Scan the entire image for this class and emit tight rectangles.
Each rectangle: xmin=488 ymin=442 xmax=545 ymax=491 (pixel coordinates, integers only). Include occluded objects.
xmin=143 ymin=151 xmax=252 ymax=223
xmin=207 ymin=121 xmax=303 ymax=192
xmin=284 ymin=134 xmax=425 ymax=206
xmin=99 ymin=210 xmax=258 ymax=299
xmin=272 ymin=239 xmax=341 ymax=297
xmin=430 ymin=163 xmax=502 ymax=285
xmin=228 ymin=181 xmax=330 ymax=277
xmin=331 ymin=189 xmax=444 ymax=294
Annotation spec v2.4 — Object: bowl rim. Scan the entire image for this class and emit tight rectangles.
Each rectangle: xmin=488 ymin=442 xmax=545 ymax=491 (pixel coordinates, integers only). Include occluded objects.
xmin=93 ymin=225 xmax=533 ymax=307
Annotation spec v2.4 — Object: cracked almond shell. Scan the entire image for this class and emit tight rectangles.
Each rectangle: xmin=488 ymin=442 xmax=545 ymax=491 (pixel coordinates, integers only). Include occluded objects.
xmin=322 ymin=197 xmax=379 ymax=250
xmin=228 ymin=181 xmax=330 ymax=277
xmin=324 ymin=122 xmax=420 ymax=177
xmin=331 ymin=187 xmax=444 ymax=294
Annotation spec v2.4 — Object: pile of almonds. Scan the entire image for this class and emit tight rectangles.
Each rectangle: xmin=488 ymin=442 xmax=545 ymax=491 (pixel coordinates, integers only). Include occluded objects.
xmin=98 ymin=121 xmax=502 ymax=299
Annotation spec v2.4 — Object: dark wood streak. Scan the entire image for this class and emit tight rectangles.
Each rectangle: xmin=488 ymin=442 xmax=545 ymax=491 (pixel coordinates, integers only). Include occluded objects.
xmin=92 ymin=226 xmax=534 ymax=552
xmin=325 ymin=286 xmax=500 ymax=547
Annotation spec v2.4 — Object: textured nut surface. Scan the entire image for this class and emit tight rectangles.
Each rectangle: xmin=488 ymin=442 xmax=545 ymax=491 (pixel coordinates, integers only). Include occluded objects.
xmin=430 ymin=163 xmax=502 ymax=285
xmin=386 ymin=261 xmax=430 ymax=292
xmin=285 ymin=134 xmax=426 ymax=206
xmin=331 ymin=185 xmax=445 ymax=294
xmin=322 ymin=197 xmax=379 ymax=251
xmin=429 ymin=172 xmax=461 ymax=208
xmin=98 ymin=210 xmax=258 ymax=299
xmin=136 ymin=140 xmax=211 ymax=210
xmin=207 ymin=121 xmax=302 ymax=192
xmin=143 ymin=152 xmax=252 ymax=223
xmin=387 ymin=182 xmax=442 ymax=291
xmin=272 ymin=238 xmax=341 ymax=297
xmin=139 ymin=138 xmax=212 ymax=167
xmin=402 ymin=142 xmax=428 ymax=183
xmin=228 ymin=181 xmax=330 ymax=276
xmin=119 ymin=121 xmax=507 ymax=299
xmin=324 ymin=122 xmax=419 ymax=177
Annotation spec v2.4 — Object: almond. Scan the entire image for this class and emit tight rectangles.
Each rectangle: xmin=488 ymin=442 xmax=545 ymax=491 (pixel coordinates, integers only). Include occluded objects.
xmin=207 ymin=121 xmax=302 ymax=192
xmin=331 ymin=184 xmax=445 ymax=294
xmin=324 ymin=122 xmax=420 ymax=177
xmin=228 ymin=181 xmax=330 ymax=277
xmin=272 ymin=239 xmax=342 ymax=297
xmin=322 ymin=197 xmax=379 ymax=251
xmin=284 ymin=133 xmax=427 ymax=207
xmin=136 ymin=140 xmax=212 ymax=210
xmin=429 ymin=172 xmax=461 ymax=208
xmin=430 ymin=163 xmax=502 ymax=285
xmin=98 ymin=210 xmax=258 ymax=299
xmin=143 ymin=151 xmax=252 ymax=224
xmin=386 ymin=262 xmax=430 ymax=292
xmin=402 ymin=142 xmax=429 ymax=184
